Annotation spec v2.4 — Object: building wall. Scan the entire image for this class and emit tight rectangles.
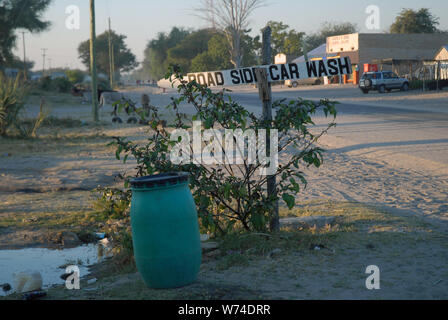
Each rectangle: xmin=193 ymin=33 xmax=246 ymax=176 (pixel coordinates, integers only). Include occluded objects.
xmin=357 ymin=33 xmax=448 ymax=63
xmin=327 ymin=33 xmax=359 ymax=53
xmin=327 ymin=33 xmax=448 ymax=67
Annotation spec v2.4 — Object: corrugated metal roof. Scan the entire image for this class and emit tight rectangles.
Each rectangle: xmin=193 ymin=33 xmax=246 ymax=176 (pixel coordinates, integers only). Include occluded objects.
xmin=292 ymin=44 xmax=327 ymax=63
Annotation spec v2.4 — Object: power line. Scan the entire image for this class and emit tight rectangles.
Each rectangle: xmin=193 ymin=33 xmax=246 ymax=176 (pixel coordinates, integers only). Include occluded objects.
xmin=20 ymin=31 xmax=28 ymax=79
xmin=41 ymin=48 xmax=48 ymax=75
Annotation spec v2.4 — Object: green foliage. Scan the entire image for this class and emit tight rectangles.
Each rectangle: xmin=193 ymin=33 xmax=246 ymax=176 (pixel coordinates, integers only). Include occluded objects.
xmin=141 ymin=27 xmax=261 ymax=79
xmin=65 ymin=69 xmax=85 ymax=84
xmin=107 ymin=68 xmax=338 ymax=235
xmin=92 ymin=187 xmax=133 ymax=256
xmin=0 ymin=74 xmax=28 ymax=136
xmin=78 ymin=30 xmax=139 ymax=78
xmin=37 ymin=76 xmax=52 ymax=90
xmin=0 ymin=74 xmax=46 ymax=137
xmin=52 ymin=77 xmax=72 ymax=93
xmin=216 ymin=252 xmax=250 ymax=270
xmin=240 ymin=31 xmax=261 ymax=67
xmin=93 ymin=187 xmax=131 ymax=220
xmin=166 ymin=29 xmax=215 ymax=73
xmin=266 ymin=21 xmax=305 ymax=58
xmin=35 ymin=76 xmax=73 ymax=93
xmin=142 ymin=27 xmax=191 ymax=79
xmin=190 ymin=34 xmax=234 ymax=72
xmin=0 ymin=0 xmax=52 ymax=66
xmin=390 ymin=8 xmax=440 ymax=34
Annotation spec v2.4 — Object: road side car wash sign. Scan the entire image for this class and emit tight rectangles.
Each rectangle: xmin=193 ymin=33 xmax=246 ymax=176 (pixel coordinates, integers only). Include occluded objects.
xmin=159 ymin=57 xmax=352 ymax=88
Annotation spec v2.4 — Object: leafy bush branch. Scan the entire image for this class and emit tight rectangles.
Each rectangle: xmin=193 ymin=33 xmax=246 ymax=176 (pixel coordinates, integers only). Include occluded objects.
xmin=105 ymin=68 xmax=338 ymax=235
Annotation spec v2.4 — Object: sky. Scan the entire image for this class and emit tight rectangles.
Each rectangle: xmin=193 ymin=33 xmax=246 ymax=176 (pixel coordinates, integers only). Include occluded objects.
xmin=13 ymin=0 xmax=448 ymax=71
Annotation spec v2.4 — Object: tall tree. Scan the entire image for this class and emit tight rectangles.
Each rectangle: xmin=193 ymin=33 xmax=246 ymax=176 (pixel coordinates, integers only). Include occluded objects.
xmin=0 ymin=0 xmax=52 ymax=66
xmin=305 ymin=22 xmax=358 ymax=50
xmin=265 ymin=21 xmax=305 ymax=59
xmin=142 ymin=27 xmax=190 ymax=79
xmin=165 ymin=29 xmax=215 ymax=73
xmin=390 ymin=8 xmax=439 ymax=34
xmin=190 ymin=30 xmax=260 ymax=72
xmin=78 ymin=30 xmax=138 ymax=79
xmin=197 ymin=0 xmax=265 ymax=68
xmin=190 ymin=33 xmax=233 ymax=72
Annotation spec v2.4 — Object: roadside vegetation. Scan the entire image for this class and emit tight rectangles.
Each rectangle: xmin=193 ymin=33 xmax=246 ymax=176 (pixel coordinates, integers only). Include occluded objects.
xmin=3 ymin=200 xmax=443 ymax=300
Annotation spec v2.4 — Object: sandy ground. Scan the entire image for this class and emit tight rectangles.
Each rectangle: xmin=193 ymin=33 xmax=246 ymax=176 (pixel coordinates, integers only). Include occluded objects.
xmin=1 ymin=86 xmax=447 ymax=299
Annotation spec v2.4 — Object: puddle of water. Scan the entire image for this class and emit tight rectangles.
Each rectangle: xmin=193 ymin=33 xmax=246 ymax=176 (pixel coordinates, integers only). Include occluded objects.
xmin=0 ymin=243 xmax=110 ymax=296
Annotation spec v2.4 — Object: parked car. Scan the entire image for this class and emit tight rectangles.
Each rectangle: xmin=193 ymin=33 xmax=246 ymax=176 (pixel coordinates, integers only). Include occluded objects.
xmin=286 ymin=78 xmax=322 ymax=88
xmin=359 ymin=71 xmax=409 ymax=94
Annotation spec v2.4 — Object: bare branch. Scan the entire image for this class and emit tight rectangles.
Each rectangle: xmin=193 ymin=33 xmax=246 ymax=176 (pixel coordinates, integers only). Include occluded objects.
xmin=194 ymin=0 xmax=265 ymax=68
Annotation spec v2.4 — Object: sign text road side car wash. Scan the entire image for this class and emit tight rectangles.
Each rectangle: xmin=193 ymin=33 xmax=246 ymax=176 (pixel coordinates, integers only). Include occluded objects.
xmin=184 ymin=57 xmax=352 ymax=87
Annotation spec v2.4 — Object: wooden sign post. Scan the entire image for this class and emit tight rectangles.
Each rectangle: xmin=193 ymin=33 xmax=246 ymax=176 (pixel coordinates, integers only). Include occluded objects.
xmin=257 ymin=26 xmax=279 ymax=232
xmin=89 ymin=0 xmax=99 ymax=122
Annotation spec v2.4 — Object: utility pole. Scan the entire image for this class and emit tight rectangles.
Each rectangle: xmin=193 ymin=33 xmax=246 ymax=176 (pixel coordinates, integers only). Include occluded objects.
xmin=20 ymin=31 xmax=27 ymax=80
xmin=111 ymin=42 xmax=115 ymax=84
xmin=41 ymin=48 xmax=47 ymax=76
xmin=90 ymin=0 xmax=99 ymax=122
xmin=255 ymin=26 xmax=279 ymax=232
xmin=108 ymin=17 xmax=114 ymax=88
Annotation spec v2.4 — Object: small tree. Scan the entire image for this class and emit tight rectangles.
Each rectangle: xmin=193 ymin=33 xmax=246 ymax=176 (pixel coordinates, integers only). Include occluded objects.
xmin=390 ymin=8 xmax=440 ymax=34
xmin=266 ymin=21 xmax=305 ymax=59
xmin=78 ymin=30 xmax=139 ymax=79
xmin=109 ymin=68 xmax=338 ymax=235
xmin=65 ymin=69 xmax=86 ymax=84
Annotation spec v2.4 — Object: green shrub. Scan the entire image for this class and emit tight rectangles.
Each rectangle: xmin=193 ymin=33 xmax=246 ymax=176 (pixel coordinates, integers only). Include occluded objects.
xmin=0 ymin=74 xmax=29 ymax=136
xmin=38 ymin=76 xmax=53 ymax=91
xmin=52 ymin=77 xmax=73 ymax=93
xmin=105 ymin=67 xmax=338 ymax=235
xmin=92 ymin=187 xmax=131 ymax=220
xmin=65 ymin=69 xmax=85 ymax=84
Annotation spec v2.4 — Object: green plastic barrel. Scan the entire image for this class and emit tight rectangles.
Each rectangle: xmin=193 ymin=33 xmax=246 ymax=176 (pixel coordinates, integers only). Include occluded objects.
xmin=130 ymin=172 xmax=202 ymax=289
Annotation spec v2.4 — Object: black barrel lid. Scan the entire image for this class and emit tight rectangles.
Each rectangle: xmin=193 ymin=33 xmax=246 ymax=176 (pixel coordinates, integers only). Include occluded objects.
xmin=130 ymin=172 xmax=189 ymax=189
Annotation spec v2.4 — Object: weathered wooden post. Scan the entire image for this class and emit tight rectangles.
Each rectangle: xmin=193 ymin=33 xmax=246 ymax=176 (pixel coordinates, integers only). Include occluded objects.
xmin=90 ymin=0 xmax=99 ymax=122
xmin=256 ymin=26 xmax=279 ymax=232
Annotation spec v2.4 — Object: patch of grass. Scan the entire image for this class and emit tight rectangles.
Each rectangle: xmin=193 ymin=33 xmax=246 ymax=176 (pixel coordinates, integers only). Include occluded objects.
xmin=216 ymin=252 xmax=250 ymax=270
xmin=210 ymin=201 xmax=436 ymax=273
